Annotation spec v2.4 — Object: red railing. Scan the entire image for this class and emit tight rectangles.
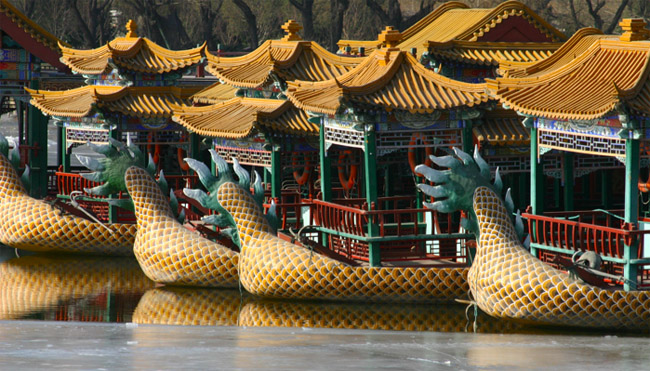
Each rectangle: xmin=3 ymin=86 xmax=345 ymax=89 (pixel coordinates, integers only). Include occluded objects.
xmin=523 ymin=210 xmax=647 ymax=259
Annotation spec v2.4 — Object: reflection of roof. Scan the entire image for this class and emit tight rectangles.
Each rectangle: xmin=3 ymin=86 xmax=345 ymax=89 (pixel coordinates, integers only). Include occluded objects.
xmin=286 ymin=48 xmax=489 ymax=115
xmin=488 ymin=33 xmax=650 ymax=120
xmin=190 ymin=82 xmax=238 ymax=104
xmin=0 ymin=0 xmax=68 ymax=70
xmin=26 ymin=85 xmax=202 ymax=118
xmin=426 ymin=40 xmax=559 ymax=66
xmin=338 ymin=1 xmax=565 ymax=55
xmin=172 ymin=98 xmax=316 ymax=138
xmin=473 ymin=110 xmax=528 ymax=146
xmin=59 ymin=31 xmax=205 ymax=75
xmin=499 ymin=28 xmax=609 ymax=78
xmin=205 ymin=39 xmax=361 ymax=89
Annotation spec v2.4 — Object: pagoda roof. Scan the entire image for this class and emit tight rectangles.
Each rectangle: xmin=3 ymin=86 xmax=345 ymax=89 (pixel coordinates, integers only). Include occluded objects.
xmin=0 ymin=0 xmax=68 ymax=71
xmin=487 ymin=21 xmax=650 ymax=120
xmin=426 ymin=40 xmax=559 ymax=66
xmin=172 ymin=98 xmax=315 ymax=138
xmin=338 ymin=1 xmax=565 ymax=55
xmin=473 ymin=109 xmax=528 ymax=146
xmin=190 ymin=82 xmax=238 ymax=105
xmin=498 ymin=28 xmax=611 ymax=78
xmin=205 ymin=21 xmax=361 ymax=89
xmin=286 ymin=46 xmax=489 ymax=115
xmin=26 ymin=85 xmax=202 ymax=118
xmin=59 ymin=21 xmax=206 ymax=75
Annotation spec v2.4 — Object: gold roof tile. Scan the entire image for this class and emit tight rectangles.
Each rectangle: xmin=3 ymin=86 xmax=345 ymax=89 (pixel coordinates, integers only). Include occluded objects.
xmin=59 ymin=21 xmax=206 ymax=75
xmin=286 ymin=48 xmax=489 ymax=115
xmin=473 ymin=110 xmax=528 ymax=146
xmin=426 ymin=40 xmax=559 ymax=66
xmin=190 ymin=82 xmax=238 ymax=105
xmin=205 ymin=39 xmax=361 ymax=89
xmin=338 ymin=1 xmax=565 ymax=55
xmin=172 ymin=98 xmax=315 ymax=138
xmin=26 ymin=85 xmax=201 ymax=119
xmin=488 ymin=36 xmax=650 ymax=120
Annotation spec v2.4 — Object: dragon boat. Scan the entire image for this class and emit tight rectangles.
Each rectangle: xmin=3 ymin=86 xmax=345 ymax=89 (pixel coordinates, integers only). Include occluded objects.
xmin=157 ymin=150 xmax=469 ymax=303
xmin=417 ymin=147 xmax=650 ymax=330
xmin=125 ymin=166 xmax=239 ymax=287
xmin=0 ymin=254 xmax=154 ymax=321
xmin=0 ymin=150 xmax=136 ymax=255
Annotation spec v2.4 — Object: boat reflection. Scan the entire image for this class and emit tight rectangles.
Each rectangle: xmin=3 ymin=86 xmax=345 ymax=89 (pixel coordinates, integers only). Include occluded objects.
xmin=133 ymin=286 xmax=524 ymax=333
xmin=0 ymin=252 xmax=154 ymax=321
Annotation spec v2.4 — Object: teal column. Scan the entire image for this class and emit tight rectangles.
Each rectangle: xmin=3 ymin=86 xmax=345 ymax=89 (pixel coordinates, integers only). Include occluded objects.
xmin=189 ymin=132 xmax=200 ymax=159
xmin=27 ymin=79 xmax=49 ymax=198
xmin=563 ymin=152 xmax=574 ymax=211
xmin=61 ymin=127 xmax=70 ymax=172
xmin=530 ymin=127 xmax=544 ymax=215
xmin=270 ymin=143 xmax=282 ymax=199
xmin=364 ymin=125 xmax=380 ymax=267
xmin=529 ymin=126 xmax=544 ymax=257
xmin=319 ymin=119 xmax=332 ymax=201
xmin=624 ymin=138 xmax=640 ymax=291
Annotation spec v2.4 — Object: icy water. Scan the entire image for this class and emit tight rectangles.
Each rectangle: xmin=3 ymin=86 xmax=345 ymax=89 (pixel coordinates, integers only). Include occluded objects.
xmin=0 ymin=247 xmax=649 ymax=370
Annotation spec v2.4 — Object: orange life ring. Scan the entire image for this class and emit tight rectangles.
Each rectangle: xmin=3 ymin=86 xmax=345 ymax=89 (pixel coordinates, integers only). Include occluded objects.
xmin=407 ymin=133 xmax=434 ymax=176
xmin=292 ymin=152 xmax=313 ymax=186
xmin=177 ymin=135 xmax=190 ymax=171
xmin=337 ymin=150 xmax=358 ymax=191
xmin=639 ymin=173 xmax=650 ymax=193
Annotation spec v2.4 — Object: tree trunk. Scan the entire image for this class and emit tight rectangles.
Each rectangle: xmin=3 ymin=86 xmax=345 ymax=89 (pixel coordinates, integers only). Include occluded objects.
xmin=289 ymin=0 xmax=315 ymax=40
xmin=232 ymin=0 xmax=259 ymax=50
xmin=329 ymin=0 xmax=350 ymax=52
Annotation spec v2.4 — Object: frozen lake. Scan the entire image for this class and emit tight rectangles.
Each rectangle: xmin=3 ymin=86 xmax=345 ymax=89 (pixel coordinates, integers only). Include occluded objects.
xmin=1 ymin=321 xmax=649 ymax=370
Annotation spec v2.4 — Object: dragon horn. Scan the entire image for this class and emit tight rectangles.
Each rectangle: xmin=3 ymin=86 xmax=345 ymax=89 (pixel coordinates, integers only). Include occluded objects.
xmin=473 ymin=144 xmax=490 ymax=179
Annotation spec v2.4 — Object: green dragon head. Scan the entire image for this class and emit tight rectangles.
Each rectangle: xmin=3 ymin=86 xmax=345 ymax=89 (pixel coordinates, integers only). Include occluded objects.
xmin=415 ymin=145 xmax=524 ymax=240
xmin=77 ymin=138 xmax=183 ymax=222
xmin=182 ymin=149 xmax=278 ymax=248
xmin=0 ymin=131 xmax=30 ymax=190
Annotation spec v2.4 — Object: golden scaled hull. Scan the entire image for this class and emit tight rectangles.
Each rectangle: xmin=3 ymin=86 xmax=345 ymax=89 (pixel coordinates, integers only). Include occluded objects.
xmin=0 ymin=154 xmax=135 ymax=255
xmin=218 ymin=181 xmax=469 ymax=303
xmin=125 ymin=167 xmax=239 ymax=287
xmin=0 ymin=254 xmax=154 ymax=320
xmin=469 ymin=187 xmax=650 ymax=330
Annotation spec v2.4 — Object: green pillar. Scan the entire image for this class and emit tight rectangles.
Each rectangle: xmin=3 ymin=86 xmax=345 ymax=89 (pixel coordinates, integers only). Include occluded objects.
xmin=319 ymin=119 xmax=332 ymax=201
xmin=60 ymin=127 xmax=70 ymax=172
xmin=624 ymin=138 xmax=640 ymax=291
xmin=563 ymin=152 xmax=574 ymax=211
xmin=189 ymin=132 xmax=200 ymax=159
xmin=530 ymin=127 xmax=544 ymax=215
xmin=270 ymin=143 xmax=282 ymax=199
xmin=27 ymin=79 xmax=49 ymax=198
xmin=529 ymin=126 xmax=544 ymax=257
xmin=364 ymin=125 xmax=380 ymax=266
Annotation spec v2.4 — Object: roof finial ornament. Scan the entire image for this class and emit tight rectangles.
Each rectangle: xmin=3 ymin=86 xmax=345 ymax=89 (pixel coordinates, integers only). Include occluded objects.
xmin=126 ymin=19 xmax=138 ymax=38
xmin=281 ymin=20 xmax=303 ymax=41
xmin=378 ymin=26 xmax=401 ymax=49
xmin=619 ymin=18 xmax=648 ymax=42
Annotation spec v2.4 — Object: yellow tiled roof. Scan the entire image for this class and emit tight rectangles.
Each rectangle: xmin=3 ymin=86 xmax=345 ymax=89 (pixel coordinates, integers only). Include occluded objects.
xmin=338 ymin=1 xmax=565 ymax=55
xmin=26 ymin=85 xmax=202 ymax=118
xmin=286 ymin=48 xmax=489 ymax=115
xmin=487 ymin=36 xmax=650 ymax=120
xmin=172 ymin=98 xmax=316 ymax=138
xmin=59 ymin=33 xmax=206 ymax=75
xmin=473 ymin=110 xmax=528 ymax=146
xmin=0 ymin=0 xmax=68 ymax=51
xmin=499 ymin=28 xmax=610 ymax=78
xmin=190 ymin=82 xmax=238 ymax=105
xmin=426 ymin=40 xmax=559 ymax=66
xmin=205 ymin=39 xmax=361 ymax=89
